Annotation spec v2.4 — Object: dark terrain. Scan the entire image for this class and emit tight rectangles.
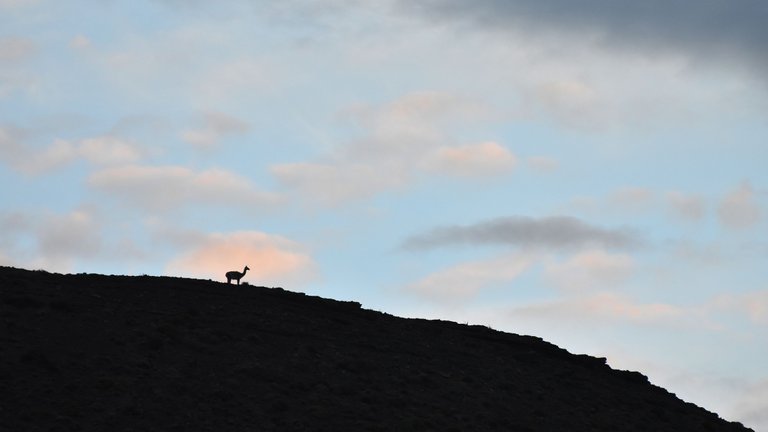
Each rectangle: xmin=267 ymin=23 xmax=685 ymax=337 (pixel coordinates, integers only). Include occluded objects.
xmin=0 ymin=266 xmax=752 ymax=431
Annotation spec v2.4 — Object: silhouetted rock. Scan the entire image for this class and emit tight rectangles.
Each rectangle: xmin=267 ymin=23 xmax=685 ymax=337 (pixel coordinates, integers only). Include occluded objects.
xmin=0 ymin=266 xmax=753 ymax=431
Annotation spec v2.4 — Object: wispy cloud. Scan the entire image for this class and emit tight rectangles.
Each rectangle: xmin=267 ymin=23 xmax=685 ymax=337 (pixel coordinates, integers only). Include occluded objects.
xmin=717 ymin=181 xmax=762 ymax=230
xmin=545 ymin=249 xmax=634 ymax=292
xmin=0 ymin=127 xmax=143 ymax=174
xmin=513 ymin=292 xmax=686 ymax=327
xmin=665 ymin=191 xmax=706 ymax=222
xmin=711 ymin=289 xmax=768 ymax=326
xmin=89 ymin=164 xmax=278 ymax=213
xmin=526 ymin=156 xmax=559 ymax=173
xmin=403 ymin=215 xmax=642 ymax=251
xmin=273 ymin=92 xmax=520 ymax=206
xmin=403 ymin=253 xmax=535 ymax=302
xmin=0 ymin=37 xmax=35 ymax=63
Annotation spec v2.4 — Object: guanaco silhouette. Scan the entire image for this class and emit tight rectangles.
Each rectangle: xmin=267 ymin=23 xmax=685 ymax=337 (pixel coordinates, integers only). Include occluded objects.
xmin=225 ymin=266 xmax=250 ymax=285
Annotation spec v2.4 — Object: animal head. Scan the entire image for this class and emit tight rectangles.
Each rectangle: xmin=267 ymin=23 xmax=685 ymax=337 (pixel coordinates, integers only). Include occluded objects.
xmin=245 ymin=265 xmax=250 ymax=271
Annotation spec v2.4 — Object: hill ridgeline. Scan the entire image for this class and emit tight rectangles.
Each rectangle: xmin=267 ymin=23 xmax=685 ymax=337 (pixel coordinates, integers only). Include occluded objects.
xmin=0 ymin=266 xmax=752 ymax=431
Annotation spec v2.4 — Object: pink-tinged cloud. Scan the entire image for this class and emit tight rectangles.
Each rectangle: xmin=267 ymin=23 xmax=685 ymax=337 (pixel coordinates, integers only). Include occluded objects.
xmin=165 ymin=231 xmax=319 ymax=288
xmin=429 ymin=141 xmax=517 ymax=177
xmin=717 ymin=181 xmax=762 ymax=229
xmin=89 ymin=164 xmax=277 ymax=212
xmin=545 ymin=249 xmax=634 ymax=291
xmin=404 ymin=253 xmax=534 ymax=301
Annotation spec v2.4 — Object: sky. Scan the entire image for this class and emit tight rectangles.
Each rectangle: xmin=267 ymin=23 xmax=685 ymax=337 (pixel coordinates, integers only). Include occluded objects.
xmin=1 ymin=0 xmax=767 ymax=428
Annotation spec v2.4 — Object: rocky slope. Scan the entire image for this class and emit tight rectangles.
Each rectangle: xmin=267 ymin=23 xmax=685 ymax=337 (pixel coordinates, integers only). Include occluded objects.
xmin=0 ymin=266 xmax=752 ymax=431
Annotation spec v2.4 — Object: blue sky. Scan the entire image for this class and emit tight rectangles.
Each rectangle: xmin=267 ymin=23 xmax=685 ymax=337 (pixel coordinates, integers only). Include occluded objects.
xmin=2 ymin=0 xmax=767 ymax=428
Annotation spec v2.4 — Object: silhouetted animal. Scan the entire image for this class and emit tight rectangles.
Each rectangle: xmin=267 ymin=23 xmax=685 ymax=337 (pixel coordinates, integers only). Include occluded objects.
xmin=226 ymin=266 xmax=250 ymax=285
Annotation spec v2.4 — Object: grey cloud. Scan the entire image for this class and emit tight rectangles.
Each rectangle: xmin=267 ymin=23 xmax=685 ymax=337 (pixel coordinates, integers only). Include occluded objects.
xmin=403 ymin=0 xmax=768 ymax=78
xmin=403 ymin=215 xmax=642 ymax=251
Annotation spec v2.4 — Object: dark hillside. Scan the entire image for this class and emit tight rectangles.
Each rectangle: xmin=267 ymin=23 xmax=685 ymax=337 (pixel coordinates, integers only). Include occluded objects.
xmin=0 ymin=266 xmax=752 ymax=431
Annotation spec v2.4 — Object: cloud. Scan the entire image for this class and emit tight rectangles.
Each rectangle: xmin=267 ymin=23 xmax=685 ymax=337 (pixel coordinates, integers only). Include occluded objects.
xmin=0 ymin=128 xmax=143 ymax=174
xmin=666 ymin=191 xmax=706 ymax=222
xmin=89 ymin=164 xmax=278 ymax=212
xmin=523 ymin=79 xmax=602 ymax=127
xmin=0 ymin=37 xmax=35 ymax=63
xmin=0 ymin=0 xmax=38 ymax=8
xmin=567 ymin=187 xmax=658 ymax=217
xmin=427 ymin=141 xmax=517 ymax=177
xmin=273 ymin=92 xmax=518 ymax=205
xmin=99 ymin=28 xmax=273 ymax=108
xmin=711 ymin=290 xmax=768 ymax=326
xmin=0 ymin=38 xmax=36 ymax=98
xmin=0 ymin=210 xmax=103 ymax=272
xmin=526 ymin=156 xmax=559 ymax=173
xmin=69 ymin=35 xmax=91 ymax=50
xmin=717 ymin=181 xmax=762 ymax=230
xmin=180 ymin=111 xmax=250 ymax=149
xmin=76 ymin=136 xmax=143 ymax=165
xmin=606 ymin=187 xmax=655 ymax=213
xmin=545 ymin=249 xmax=634 ymax=291
xmin=0 ymin=128 xmax=74 ymax=173
xmin=272 ymin=162 xmax=407 ymax=205
xmin=403 ymin=215 xmax=642 ymax=251
xmin=402 ymin=0 xmax=768 ymax=80
xmin=38 ymin=211 xmax=102 ymax=264
xmin=404 ymin=253 xmax=534 ymax=302
xmin=165 ymin=230 xmax=319 ymax=288
xmin=514 ymin=292 xmax=685 ymax=326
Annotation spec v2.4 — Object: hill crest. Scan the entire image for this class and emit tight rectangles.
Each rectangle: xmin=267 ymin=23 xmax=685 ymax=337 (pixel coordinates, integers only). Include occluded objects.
xmin=0 ymin=266 xmax=752 ymax=431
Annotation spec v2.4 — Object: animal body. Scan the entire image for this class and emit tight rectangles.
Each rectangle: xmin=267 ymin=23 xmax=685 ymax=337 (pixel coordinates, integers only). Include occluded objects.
xmin=226 ymin=266 xmax=250 ymax=285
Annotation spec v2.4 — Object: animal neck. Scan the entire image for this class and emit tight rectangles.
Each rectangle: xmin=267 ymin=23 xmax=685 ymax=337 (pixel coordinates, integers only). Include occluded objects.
xmin=242 ymin=266 xmax=249 ymax=274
